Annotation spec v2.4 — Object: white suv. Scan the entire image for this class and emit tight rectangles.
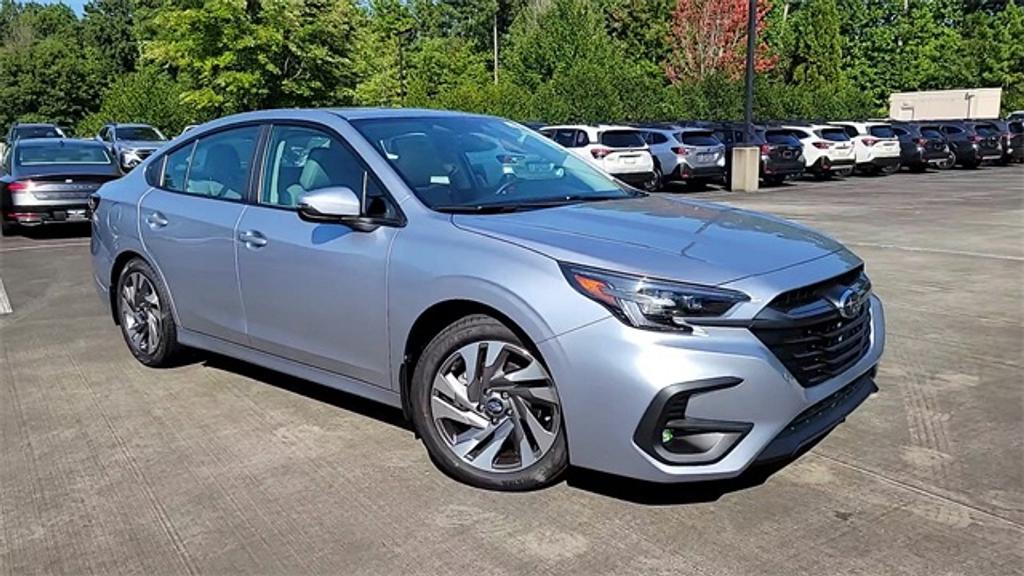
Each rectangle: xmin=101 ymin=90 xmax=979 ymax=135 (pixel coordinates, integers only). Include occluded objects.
xmin=540 ymin=125 xmax=657 ymax=190
xmin=828 ymin=121 xmax=901 ymax=174
xmin=782 ymin=124 xmax=856 ymax=178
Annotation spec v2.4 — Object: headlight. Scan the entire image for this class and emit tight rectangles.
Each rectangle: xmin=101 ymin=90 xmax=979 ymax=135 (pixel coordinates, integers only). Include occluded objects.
xmin=561 ymin=263 xmax=749 ymax=331
xmin=121 ymin=149 xmax=142 ymax=166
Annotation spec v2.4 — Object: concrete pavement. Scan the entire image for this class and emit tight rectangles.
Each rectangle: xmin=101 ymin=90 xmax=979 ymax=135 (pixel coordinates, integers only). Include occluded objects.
xmin=1 ymin=165 xmax=1021 ymax=575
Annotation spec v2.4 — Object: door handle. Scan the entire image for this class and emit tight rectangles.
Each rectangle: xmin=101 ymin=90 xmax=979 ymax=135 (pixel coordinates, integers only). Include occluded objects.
xmin=238 ymin=230 xmax=268 ymax=248
xmin=145 ymin=211 xmax=168 ymax=228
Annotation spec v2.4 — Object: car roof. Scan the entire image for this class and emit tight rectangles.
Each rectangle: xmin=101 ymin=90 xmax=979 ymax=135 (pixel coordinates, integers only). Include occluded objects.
xmin=14 ymin=122 xmax=60 ymax=128
xmin=109 ymin=123 xmax=159 ymax=128
xmin=15 ymin=137 xmax=106 ymax=148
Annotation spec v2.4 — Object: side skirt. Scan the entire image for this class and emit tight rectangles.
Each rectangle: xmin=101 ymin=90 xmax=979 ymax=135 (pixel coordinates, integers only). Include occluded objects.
xmin=178 ymin=328 xmax=403 ymax=409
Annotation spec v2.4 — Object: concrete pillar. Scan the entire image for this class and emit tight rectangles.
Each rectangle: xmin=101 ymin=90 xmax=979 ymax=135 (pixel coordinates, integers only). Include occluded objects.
xmin=730 ymin=147 xmax=760 ymax=192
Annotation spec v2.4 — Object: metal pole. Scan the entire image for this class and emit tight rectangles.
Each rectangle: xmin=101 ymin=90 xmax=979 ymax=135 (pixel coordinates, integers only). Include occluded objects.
xmin=744 ymin=0 xmax=756 ymax=143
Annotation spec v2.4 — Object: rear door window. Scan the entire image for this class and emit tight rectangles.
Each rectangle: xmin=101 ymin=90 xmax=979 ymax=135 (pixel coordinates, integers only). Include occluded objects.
xmin=179 ymin=126 xmax=259 ymax=200
xmin=552 ymin=130 xmax=575 ymax=147
xmin=818 ymin=128 xmax=851 ymax=142
xmin=1010 ymin=122 xmax=1023 ymax=134
xmin=974 ymin=124 xmax=998 ymax=137
xmin=599 ymin=130 xmax=645 ymax=148
xmin=644 ymin=131 xmax=669 ymax=145
xmin=679 ymin=132 xmax=719 ymax=146
xmin=869 ymin=125 xmax=896 ymax=138
xmin=839 ymin=125 xmax=859 ymax=138
xmin=921 ymin=126 xmax=943 ymax=139
xmin=942 ymin=125 xmax=963 ymax=135
xmin=161 ymin=142 xmax=195 ymax=193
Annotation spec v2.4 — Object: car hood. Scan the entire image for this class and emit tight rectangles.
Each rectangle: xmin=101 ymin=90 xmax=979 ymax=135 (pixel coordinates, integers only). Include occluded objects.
xmin=118 ymin=140 xmax=164 ymax=151
xmin=452 ymin=195 xmax=849 ymax=286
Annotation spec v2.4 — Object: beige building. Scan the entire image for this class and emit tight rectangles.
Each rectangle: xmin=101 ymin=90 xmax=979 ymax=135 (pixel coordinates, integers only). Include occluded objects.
xmin=889 ymin=88 xmax=1003 ymax=120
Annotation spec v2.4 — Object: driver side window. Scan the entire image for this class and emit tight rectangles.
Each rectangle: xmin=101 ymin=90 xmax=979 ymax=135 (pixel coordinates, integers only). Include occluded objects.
xmin=261 ymin=125 xmax=394 ymax=218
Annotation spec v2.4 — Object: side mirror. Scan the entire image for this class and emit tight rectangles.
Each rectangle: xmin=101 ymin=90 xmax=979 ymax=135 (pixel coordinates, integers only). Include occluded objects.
xmin=297 ymin=186 xmax=377 ymax=231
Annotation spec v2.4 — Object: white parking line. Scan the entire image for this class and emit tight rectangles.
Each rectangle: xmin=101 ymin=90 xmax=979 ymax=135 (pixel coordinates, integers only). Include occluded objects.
xmin=0 ymin=240 xmax=89 ymax=253
xmin=0 ymin=277 xmax=11 ymax=315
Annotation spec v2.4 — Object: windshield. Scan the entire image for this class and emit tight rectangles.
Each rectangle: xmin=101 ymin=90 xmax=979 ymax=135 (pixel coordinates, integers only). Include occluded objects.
xmin=16 ymin=143 xmax=112 ymax=165
xmin=818 ymin=128 xmax=850 ymax=142
xmin=117 ymin=126 xmax=165 ymax=141
xmin=351 ymin=116 xmax=634 ymax=212
xmin=14 ymin=126 xmax=64 ymax=140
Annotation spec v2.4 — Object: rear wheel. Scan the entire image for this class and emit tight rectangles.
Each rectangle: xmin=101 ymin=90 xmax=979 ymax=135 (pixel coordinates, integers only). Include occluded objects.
xmin=411 ymin=315 xmax=568 ymax=491
xmin=116 ymin=258 xmax=182 ymax=367
xmin=763 ymin=174 xmax=786 ymax=186
xmin=0 ymin=221 xmax=16 ymax=237
xmin=643 ymin=168 xmax=662 ymax=192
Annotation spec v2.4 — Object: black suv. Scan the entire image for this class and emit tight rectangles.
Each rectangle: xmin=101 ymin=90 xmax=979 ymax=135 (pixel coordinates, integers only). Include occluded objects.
xmin=936 ymin=120 xmax=1003 ymax=168
xmin=889 ymin=122 xmax=950 ymax=171
xmin=1007 ymin=119 xmax=1024 ymax=163
xmin=701 ymin=122 xmax=805 ymax=186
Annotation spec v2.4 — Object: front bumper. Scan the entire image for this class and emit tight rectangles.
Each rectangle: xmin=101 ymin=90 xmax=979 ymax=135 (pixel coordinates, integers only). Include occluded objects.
xmin=539 ymin=295 xmax=885 ymax=483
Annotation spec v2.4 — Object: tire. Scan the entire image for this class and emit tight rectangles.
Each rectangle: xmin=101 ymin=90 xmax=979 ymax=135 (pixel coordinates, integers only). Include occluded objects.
xmin=410 ymin=314 xmax=568 ymax=491
xmin=643 ymin=167 xmax=662 ymax=192
xmin=115 ymin=258 xmax=182 ymax=367
xmin=1 ymin=221 xmax=16 ymax=237
xmin=763 ymin=174 xmax=786 ymax=186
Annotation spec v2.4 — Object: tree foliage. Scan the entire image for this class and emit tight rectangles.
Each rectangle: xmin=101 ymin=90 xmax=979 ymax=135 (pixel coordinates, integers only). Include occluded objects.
xmin=0 ymin=0 xmax=1022 ymax=135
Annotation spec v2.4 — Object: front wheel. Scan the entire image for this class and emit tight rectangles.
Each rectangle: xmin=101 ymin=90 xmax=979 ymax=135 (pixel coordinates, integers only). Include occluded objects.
xmin=116 ymin=258 xmax=182 ymax=367
xmin=411 ymin=315 xmax=568 ymax=491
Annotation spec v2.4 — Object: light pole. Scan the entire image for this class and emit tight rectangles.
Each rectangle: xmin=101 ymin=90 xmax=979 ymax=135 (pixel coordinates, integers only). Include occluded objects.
xmin=743 ymin=0 xmax=756 ymax=144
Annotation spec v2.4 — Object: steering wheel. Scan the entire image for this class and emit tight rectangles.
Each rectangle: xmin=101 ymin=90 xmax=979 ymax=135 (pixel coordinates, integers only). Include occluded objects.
xmin=494 ymin=174 xmax=518 ymax=196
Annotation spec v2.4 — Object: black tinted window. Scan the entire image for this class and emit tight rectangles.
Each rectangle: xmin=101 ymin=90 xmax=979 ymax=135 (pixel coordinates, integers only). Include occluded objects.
xmin=15 ymin=126 xmax=63 ymax=139
xmin=840 ymin=125 xmax=859 ymax=138
xmin=765 ymin=131 xmax=800 ymax=145
xmin=599 ymin=130 xmax=644 ymax=148
xmin=16 ymin=143 xmax=111 ymax=165
xmin=818 ymin=128 xmax=850 ymax=142
xmin=942 ymin=125 xmax=963 ymax=135
xmin=921 ymin=127 xmax=943 ymax=139
xmin=185 ymin=126 xmax=259 ymax=200
xmin=974 ymin=124 xmax=998 ymax=137
xmin=117 ymin=126 xmax=165 ymax=141
xmin=869 ymin=125 xmax=896 ymax=138
xmin=680 ymin=132 xmax=719 ymax=146
xmin=644 ymin=131 xmax=669 ymax=145
xmin=892 ymin=127 xmax=908 ymax=137
xmin=1010 ymin=122 xmax=1023 ymax=134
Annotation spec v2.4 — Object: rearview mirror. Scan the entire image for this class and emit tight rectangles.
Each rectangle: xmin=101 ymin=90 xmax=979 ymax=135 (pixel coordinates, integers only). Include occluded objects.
xmin=297 ymin=186 xmax=374 ymax=230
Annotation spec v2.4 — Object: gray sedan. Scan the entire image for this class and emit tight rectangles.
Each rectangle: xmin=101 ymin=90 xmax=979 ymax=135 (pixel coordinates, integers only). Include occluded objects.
xmin=90 ymin=109 xmax=885 ymax=491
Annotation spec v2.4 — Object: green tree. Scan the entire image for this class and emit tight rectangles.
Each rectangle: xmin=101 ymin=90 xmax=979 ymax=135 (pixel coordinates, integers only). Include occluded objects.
xmin=143 ymin=0 xmax=361 ymax=117
xmin=77 ymin=66 xmax=190 ymax=136
xmin=82 ymin=0 xmax=137 ymax=76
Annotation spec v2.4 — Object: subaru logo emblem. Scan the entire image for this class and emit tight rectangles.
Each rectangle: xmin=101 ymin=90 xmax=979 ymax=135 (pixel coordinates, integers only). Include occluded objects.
xmin=837 ymin=285 xmax=868 ymax=319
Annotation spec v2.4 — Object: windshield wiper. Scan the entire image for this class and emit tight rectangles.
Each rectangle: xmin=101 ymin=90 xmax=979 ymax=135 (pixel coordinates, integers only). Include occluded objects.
xmin=434 ymin=193 xmax=640 ymax=214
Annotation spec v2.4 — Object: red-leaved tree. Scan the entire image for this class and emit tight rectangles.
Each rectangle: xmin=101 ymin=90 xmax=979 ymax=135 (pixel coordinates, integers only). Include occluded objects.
xmin=664 ymin=0 xmax=777 ymax=84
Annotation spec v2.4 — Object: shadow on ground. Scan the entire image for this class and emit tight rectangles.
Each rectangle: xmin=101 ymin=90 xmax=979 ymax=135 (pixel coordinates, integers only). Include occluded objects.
xmin=6 ymin=222 xmax=91 ymax=240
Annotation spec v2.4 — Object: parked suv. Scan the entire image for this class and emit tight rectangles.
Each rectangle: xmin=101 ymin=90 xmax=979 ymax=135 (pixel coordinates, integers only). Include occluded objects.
xmin=828 ymin=121 xmax=901 ymax=174
xmin=1007 ymin=120 xmax=1024 ymax=163
xmin=936 ymin=120 xmax=1003 ymax=168
xmin=706 ymin=123 xmax=805 ymax=186
xmin=1 ymin=138 xmax=121 ymax=235
xmin=540 ymin=124 xmax=657 ymax=190
xmin=636 ymin=124 xmax=726 ymax=187
xmin=91 ymin=109 xmax=884 ymax=490
xmin=780 ymin=123 xmax=855 ymax=178
xmin=1 ymin=122 xmax=67 ymax=163
xmin=97 ymin=123 xmax=168 ymax=171
xmin=888 ymin=122 xmax=950 ymax=171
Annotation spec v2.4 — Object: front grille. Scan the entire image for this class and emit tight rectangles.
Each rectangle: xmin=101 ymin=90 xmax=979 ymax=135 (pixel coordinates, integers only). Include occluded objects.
xmin=752 ymin=271 xmax=873 ymax=387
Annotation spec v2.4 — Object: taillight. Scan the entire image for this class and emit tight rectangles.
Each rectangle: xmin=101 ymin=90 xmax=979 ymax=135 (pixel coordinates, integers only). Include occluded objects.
xmin=812 ymin=142 xmax=830 ymax=149
xmin=915 ymin=138 xmax=928 ymax=147
xmin=591 ymin=147 xmax=612 ymax=159
xmin=759 ymin=144 xmax=772 ymax=155
xmin=969 ymin=135 xmax=983 ymax=143
xmin=862 ymin=138 xmax=879 ymax=147
xmin=671 ymin=146 xmax=693 ymax=156
xmin=7 ymin=180 xmax=31 ymax=193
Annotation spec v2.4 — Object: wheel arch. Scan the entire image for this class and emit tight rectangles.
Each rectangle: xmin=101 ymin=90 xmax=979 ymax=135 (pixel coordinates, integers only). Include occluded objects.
xmin=108 ymin=250 xmax=178 ymax=327
xmin=399 ymin=299 xmax=537 ymax=422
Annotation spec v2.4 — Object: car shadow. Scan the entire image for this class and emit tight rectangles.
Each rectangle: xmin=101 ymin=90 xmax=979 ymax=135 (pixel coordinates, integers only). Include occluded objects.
xmin=200 ymin=353 xmax=412 ymax=432
xmin=13 ymin=223 xmax=91 ymax=240
xmin=198 ymin=351 xmax=822 ymax=504
xmin=565 ymin=435 xmax=828 ymax=505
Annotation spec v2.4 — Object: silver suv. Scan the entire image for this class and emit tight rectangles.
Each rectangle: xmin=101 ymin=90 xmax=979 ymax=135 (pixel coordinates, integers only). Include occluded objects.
xmin=637 ymin=124 xmax=726 ymax=187
xmin=91 ymin=109 xmax=885 ymax=491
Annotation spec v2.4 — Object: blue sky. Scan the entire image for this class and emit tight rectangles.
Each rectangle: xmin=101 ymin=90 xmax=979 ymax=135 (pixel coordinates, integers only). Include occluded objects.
xmin=32 ymin=0 xmax=88 ymax=16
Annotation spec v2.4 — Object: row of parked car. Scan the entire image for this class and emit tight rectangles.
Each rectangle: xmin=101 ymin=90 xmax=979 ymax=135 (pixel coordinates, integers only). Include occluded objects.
xmin=534 ymin=117 xmax=1023 ymax=191
xmin=0 ymin=114 xmax=1021 ymax=235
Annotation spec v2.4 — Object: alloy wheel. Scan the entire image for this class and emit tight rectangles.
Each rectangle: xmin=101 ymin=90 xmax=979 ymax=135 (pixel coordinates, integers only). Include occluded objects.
xmin=121 ymin=272 xmax=162 ymax=355
xmin=429 ymin=340 xmax=560 ymax=473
